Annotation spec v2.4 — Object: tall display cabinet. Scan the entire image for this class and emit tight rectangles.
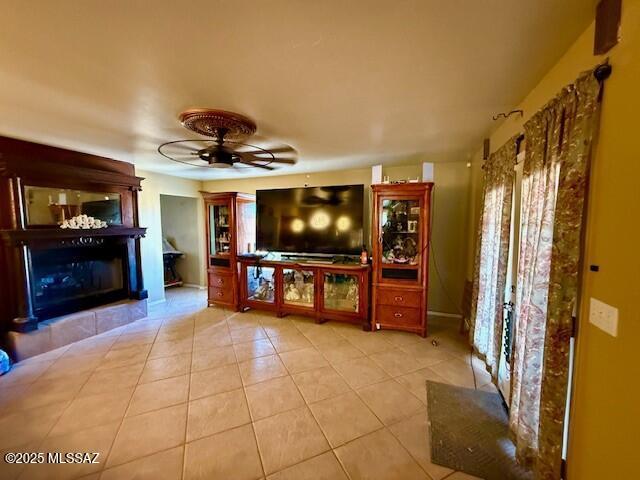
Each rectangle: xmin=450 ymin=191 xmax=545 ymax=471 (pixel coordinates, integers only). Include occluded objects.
xmin=202 ymin=192 xmax=255 ymax=310
xmin=371 ymin=183 xmax=433 ymax=337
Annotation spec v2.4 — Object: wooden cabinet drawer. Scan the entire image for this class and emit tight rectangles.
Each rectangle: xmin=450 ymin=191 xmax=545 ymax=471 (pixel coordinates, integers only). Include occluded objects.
xmin=376 ymin=288 xmax=422 ymax=308
xmin=209 ymin=272 xmax=232 ymax=288
xmin=209 ymin=286 xmax=233 ymax=304
xmin=376 ymin=305 xmax=423 ymax=327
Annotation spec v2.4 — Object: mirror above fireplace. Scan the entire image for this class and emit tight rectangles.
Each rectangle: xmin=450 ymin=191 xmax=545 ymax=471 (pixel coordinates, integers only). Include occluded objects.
xmin=24 ymin=186 xmax=123 ymax=226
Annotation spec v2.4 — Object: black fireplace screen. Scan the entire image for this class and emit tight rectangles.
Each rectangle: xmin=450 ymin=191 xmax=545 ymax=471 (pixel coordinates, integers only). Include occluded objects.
xmin=30 ymin=245 xmax=127 ymax=318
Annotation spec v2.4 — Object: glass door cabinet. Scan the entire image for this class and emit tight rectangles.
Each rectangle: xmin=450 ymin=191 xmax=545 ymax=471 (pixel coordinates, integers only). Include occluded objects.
xmin=282 ymin=268 xmax=315 ymax=310
xmin=208 ymin=202 xmax=232 ymax=258
xmin=371 ymin=183 xmax=433 ymax=337
xmin=202 ymin=192 xmax=256 ymax=310
xmin=379 ymin=198 xmax=421 ymax=282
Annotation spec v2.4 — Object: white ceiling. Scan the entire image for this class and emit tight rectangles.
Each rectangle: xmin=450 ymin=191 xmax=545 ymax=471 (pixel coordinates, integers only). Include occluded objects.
xmin=0 ymin=0 xmax=595 ymax=180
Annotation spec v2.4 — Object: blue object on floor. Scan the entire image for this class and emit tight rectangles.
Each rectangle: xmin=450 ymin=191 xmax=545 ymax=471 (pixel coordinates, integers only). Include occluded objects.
xmin=0 ymin=349 xmax=10 ymax=375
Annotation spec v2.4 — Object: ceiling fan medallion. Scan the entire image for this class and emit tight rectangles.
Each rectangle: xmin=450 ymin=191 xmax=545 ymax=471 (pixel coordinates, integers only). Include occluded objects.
xmin=158 ymin=109 xmax=296 ymax=171
xmin=179 ymin=108 xmax=256 ymax=140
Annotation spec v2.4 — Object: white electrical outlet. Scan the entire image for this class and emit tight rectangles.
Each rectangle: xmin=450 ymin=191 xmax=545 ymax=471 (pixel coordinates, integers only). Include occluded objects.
xmin=589 ymin=298 xmax=618 ymax=337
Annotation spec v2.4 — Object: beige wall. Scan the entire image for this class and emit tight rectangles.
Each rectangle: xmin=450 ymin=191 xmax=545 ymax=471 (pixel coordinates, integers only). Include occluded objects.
xmin=138 ymin=170 xmax=206 ymax=303
xmin=471 ymin=3 xmax=640 ymax=477
xmin=160 ymin=195 xmax=202 ymax=286
xmin=202 ymin=162 xmax=471 ymax=314
xmin=465 ymin=155 xmax=484 ymax=281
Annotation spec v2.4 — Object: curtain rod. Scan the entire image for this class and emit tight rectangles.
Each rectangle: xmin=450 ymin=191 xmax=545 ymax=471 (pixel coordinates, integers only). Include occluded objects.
xmin=485 ymin=62 xmax=612 ymax=164
xmin=512 ymin=61 xmax=611 ymax=158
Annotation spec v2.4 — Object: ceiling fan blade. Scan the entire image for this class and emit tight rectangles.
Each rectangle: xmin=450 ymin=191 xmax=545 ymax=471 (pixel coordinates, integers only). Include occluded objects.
xmin=238 ymin=145 xmax=296 ymax=155
xmin=238 ymin=159 xmax=275 ymax=170
xmin=236 ymin=152 xmax=296 ymax=166
xmin=236 ymin=151 xmax=269 ymax=164
xmin=169 ymin=142 xmax=207 ymax=152
xmin=268 ymin=157 xmax=297 ymax=164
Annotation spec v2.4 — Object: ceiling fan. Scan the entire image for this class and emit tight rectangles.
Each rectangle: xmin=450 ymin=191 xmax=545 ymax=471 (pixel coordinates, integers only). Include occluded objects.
xmin=158 ymin=109 xmax=297 ymax=171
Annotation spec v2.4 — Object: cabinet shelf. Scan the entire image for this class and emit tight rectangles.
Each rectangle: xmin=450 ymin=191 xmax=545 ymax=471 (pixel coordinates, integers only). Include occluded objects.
xmin=380 ymin=263 xmax=420 ymax=269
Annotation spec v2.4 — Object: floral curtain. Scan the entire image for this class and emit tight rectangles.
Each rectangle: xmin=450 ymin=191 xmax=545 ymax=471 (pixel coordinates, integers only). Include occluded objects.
xmin=509 ymin=70 xmax=602 ymax=479
xmin=470 ymin=135 xmax=518 ymax=378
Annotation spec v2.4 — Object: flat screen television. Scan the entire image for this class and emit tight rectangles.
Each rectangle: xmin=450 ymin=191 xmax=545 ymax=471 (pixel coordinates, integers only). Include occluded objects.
xmin=257 ymin=185 xmax=364 ymax=255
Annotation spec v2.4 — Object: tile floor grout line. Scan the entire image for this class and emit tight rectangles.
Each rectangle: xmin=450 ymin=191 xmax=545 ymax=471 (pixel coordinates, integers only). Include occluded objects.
xmin=179 ymin=312 xmax=196 ymax=480
xmin=98 ymin=444 xmax=184 ymax=479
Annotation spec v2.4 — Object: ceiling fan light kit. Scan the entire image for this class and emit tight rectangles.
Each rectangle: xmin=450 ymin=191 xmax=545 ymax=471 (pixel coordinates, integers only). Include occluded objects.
xmin=158 ymin=109 xmax=296 ymax=172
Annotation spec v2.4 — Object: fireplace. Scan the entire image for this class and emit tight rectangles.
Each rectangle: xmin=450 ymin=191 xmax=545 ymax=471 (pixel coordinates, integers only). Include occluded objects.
xmin=0 ymin=136 xmax=147 ymax=334
xmin=31 ymin=242 xmax=128 ymax=320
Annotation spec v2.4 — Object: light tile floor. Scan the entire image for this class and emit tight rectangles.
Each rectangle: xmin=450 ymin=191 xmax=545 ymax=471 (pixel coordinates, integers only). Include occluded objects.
xmin=0 ymin=287 xmax=493 ymax=480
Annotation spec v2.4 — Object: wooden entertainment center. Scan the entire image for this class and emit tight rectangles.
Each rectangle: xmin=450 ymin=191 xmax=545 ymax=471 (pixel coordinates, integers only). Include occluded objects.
xmin=238 ymin=256 xmax=370 ymax=328
xmin=203 ymin=182 xmax=432 ymax=336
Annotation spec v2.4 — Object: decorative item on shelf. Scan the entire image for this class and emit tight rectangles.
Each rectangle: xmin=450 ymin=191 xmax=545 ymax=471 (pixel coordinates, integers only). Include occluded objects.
xmin=408 ymin=220 xmax=418 ymax=233
xmin=404 ymin=237 xmax=418 ymax=259
xmin=346 ymin=278 xmax=359 ymax=309
xmin=59 ymin=214 xmax=108 ymax=229
xmin=253 ymin=276 xmax=274 ymax=301
xmin=302 ymin=284 xmax=314 ymax=304
xmin=284 ymin=283 xmax=302 ymax=302
xmin=360 ymin=245 xmax=368 ymax=265
xmin=382 ymin=235 xmax=418 ymax=265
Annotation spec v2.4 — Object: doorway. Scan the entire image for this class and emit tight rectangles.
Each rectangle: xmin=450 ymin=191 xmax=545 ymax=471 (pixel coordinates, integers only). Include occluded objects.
xmin=159 ymin=194 xmax=200 ymax=288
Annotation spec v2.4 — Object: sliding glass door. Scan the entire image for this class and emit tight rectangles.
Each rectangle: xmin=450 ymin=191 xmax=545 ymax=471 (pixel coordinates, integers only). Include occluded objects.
xmin=497 ymin=156 xmax=524 ymax=401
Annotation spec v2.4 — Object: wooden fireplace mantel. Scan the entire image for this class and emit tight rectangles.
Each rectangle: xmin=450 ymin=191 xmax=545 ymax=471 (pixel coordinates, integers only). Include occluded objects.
xmin=0 ymin=226 xmax=146 ymax=247
xmin=0 ymin=136 xmax=147 ymax=333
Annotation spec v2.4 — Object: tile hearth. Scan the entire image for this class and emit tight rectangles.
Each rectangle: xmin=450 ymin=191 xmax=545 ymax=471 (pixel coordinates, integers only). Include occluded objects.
xmin=0 ymin=287 xmax=491 ymax=480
